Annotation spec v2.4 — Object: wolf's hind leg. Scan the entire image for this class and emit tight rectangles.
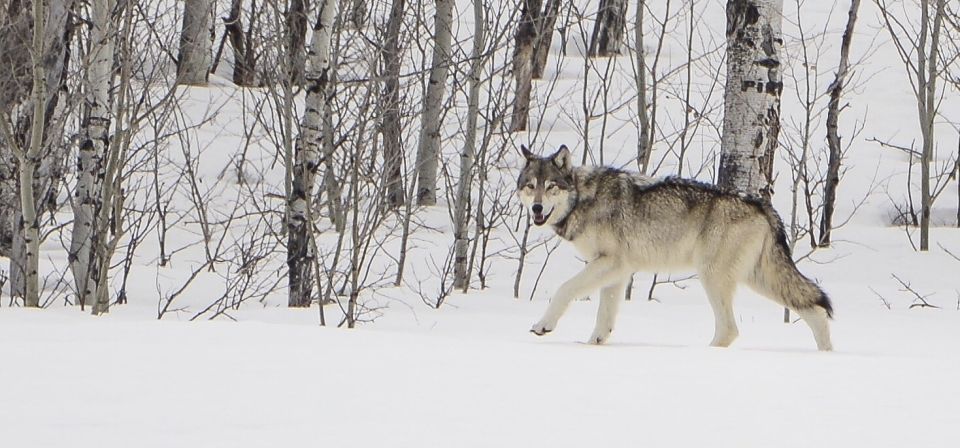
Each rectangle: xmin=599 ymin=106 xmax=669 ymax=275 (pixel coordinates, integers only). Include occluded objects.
xmin=531 ymin=256 xmax=623 ymax=336
xmin=588 ymin=280 xmax=628 ymax=345
xmin=700 ymin=273 xmax=739 ymax=348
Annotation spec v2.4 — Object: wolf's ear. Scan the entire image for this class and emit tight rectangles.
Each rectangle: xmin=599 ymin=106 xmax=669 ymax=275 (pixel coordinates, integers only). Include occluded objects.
xmin=520 ymin=144 xmax=536 ymax=161
xmin=551 ymin=145 xmax=572 ymax=171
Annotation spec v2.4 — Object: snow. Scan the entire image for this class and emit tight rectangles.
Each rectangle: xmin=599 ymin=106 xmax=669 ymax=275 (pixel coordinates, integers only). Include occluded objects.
xmin=3 ymin=0 xmax=960 ymax=446
xmin=3 ymin=301 xmax=959 ymax=447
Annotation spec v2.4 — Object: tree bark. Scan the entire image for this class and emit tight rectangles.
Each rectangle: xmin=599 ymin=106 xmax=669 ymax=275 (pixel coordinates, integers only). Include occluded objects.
xmin=634 ymin=0 xmax=652 ymax=173
xmin=917 ymin=0 xmax=945 ymax=251
xmin=285 ymin=0 xmax=308 ymax=87
xmin=71 ymin=0 xmax=116 ymax=311
xmin=288 ymin=0 xmax=336 ymax=307
xmin=818 ymin=0 xmax=860 ymax=247
xmin=381 ymin=0 xmax=406 ymax=208
xmin=224 ymin=0 xmax=257 ymax=86
xmin=5 ymin=0 xmax=49 ymax=307
xmin=177 ymin=0 xmax=213 ymax=85
xmin=510 ymin=0 xmax=540 ymax=132
xmin=531 ymin=0 xmax=560 ymax=79
xmin=414 ymin=0 xmax=453 ymax=206
xmin=1 ymin=0 xmax=72 ymax=304
xmin=453 ymin=0 xmax=486 ymax=291
xmin=589 ymin=0 xmax=628 ymax=57
xmin=718 ymin=0 xmax=783 ymax=200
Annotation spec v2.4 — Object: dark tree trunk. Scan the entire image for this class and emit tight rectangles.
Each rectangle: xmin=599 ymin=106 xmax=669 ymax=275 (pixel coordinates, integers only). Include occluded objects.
xmin=381 ymin=0 xmax=405 ymax=208
xmin=510 ymin=0 xmax=540 ymax=132
xmin=531 ymin=0 xmax=560 ymax=79
xmin=818 ymin=0 xmax=860 ymax=247
xmin=285 ymin=0 xmax=308 ymax=87
xmin=223 ymin=0 xmax=258 ymax=86
xmin=589 ymin=0 xmax=627 ymax=57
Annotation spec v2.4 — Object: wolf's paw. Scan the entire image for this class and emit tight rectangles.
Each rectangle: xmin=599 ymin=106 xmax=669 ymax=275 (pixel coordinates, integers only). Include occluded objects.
xmin=588 ymin=329 xmax=612 ymax=345
xmin=530 ymin=321 xmax=554 ymax=336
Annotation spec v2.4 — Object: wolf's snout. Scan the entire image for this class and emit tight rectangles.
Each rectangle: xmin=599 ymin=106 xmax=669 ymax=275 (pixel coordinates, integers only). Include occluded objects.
xmin=531 ymin=203 xmax=550 ymax=226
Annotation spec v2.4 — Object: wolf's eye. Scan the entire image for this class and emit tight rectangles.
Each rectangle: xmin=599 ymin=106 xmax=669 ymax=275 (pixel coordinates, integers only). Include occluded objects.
xmin=546 ymin=183 xmax=560 ymax=191
xmin=524 ymin=184 xmax=535 ymax=190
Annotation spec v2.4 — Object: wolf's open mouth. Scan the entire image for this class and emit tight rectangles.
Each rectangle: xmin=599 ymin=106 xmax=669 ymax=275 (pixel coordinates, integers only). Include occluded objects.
xmin=533 ymin=211 xmax=551 ymax=226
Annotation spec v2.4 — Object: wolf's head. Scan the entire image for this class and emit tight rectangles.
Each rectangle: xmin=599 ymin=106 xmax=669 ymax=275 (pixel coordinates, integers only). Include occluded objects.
xmin=517 ymin=145 xmax=576 ymax=226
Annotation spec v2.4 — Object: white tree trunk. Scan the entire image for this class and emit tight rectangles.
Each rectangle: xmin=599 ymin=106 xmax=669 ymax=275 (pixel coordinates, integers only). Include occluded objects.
xmin=718 ymin=0 xmax=784 ymax=199
xmin=177 ymin=0 xmax=213 ymax=85
xmin=2 ymin=0 xmax=71 ymax=301
xmin=71 ymin=0 xmax=116 ymax=311
xmin=288 ymin=0 xmax=336 ymax=307
xmin=453 ymin=0 xmax=486 ymax=291
xmin=414 ymin=0 xmax=453 ymax=206
xmin=8 ymin=0 xmax=49 ymax=307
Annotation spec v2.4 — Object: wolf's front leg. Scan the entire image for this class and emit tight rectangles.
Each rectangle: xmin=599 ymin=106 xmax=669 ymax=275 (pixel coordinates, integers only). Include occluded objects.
xmin=588 ymin=280 xmax=628 ymax=344
xmin=531 ymin=257 xmax=623 ymax=336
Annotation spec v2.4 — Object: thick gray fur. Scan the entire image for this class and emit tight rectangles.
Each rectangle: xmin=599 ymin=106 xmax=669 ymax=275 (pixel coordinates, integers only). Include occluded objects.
xmin=517 ymin=145 xmax=833 ymax=351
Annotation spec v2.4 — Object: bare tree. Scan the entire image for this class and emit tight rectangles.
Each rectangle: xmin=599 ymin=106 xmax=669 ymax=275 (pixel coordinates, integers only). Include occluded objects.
xmin=589 ymin=0 xmax=628 ymax=57
xmin=381 ymin=0 xmax=406 ymax=207
xmin=71 ymin=0 xmax=117 ymax=312
xmin=819 ymin=0 xmax=861 ymax=247
xmin=285 ymin=0 xmax=308 ymax=86
xmin=288 ymin=0 xmax=336 ymax=307
xmin=177 ymin=0 xmax=213 ymax=85
xmin=532 ymin=0 xmax=560 ymax=79
xmin=718 ymin=0 xmax=784 ymax=200
xmin=0 ymin=0 xmax=72 ymax=306
xmin=510 ymin=0 xmax=540 ymax=132
xmin=414 ymin=0 xmax=453 ymax=206
xmin=222 ymin=0 xmax=259 ymax=86
xmin=877 ymin=0 xmax=947 ymax=251
xmin=453 ymin=0 xmax=487 ymax=290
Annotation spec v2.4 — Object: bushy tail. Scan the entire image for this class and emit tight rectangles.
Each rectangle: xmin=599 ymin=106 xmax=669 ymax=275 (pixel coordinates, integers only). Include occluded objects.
xmin=752 ymin=218 xmax=833 ymax=318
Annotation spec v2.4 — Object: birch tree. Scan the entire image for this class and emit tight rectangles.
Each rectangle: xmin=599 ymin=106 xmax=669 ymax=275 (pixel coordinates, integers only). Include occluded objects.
xmin=718 ymin=0 xmax=784 ymax=200
xmin=818 ymin=0 xmax=860 ymax=247
xmin=0 ymin=0 xmax=72 ymax=306
xmin=414 ymin=0 xmax=453 ymax=206
xmin=70 ymin=0 xmax=116 ymax=311
xmin=0 ymin=0 xmax=52 ymax=307
xmin=177 ymin=0 xmax=213 ymax=85
xmin=453 ymin=0 xmax=486 ymax=290
xmin=288 ymin=0 xmax=336 ymax=307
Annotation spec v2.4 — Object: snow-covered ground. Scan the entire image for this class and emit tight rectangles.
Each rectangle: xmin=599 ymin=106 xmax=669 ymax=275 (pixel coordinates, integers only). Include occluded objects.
xmin=3 ymin=0 xmax=960 ymax=446
xmin=3 ymin=295 xmax=959 ymax=447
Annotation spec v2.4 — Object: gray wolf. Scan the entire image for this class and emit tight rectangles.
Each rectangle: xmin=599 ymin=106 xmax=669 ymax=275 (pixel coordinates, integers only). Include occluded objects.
xmin=516 ymin=145 xmax=833 ymax=351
